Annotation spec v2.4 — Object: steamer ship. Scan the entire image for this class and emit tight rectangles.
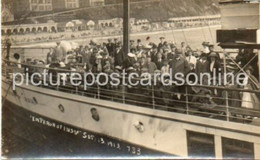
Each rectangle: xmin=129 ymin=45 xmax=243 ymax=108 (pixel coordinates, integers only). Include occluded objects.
xmin=2 ymin=0 xmax=260 ymax=158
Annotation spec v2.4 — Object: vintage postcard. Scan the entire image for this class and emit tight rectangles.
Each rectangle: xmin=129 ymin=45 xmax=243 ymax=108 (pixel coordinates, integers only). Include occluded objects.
xmin=1 ymin=0 xmax=260 ymax=159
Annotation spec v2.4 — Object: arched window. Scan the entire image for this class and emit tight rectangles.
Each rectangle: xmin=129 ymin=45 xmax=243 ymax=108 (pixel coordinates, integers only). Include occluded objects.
xmin=7 ymin=29 xmax=12 ymax=35
xmin=26 ymin=28 xmax=30 ymax=33
xmin=19 ymin=28 xmax=25 ymax=33
xmin=13 ymin=29 xmax=18 ymax=34
xmin=37 ymin=27 xmax=42 ymax=32
xmin=43 ymin=27 xmax=48 ymax=32
xmin=51 ymin=26 xmax=56 ymax=32
xmin=32 ymin=28 xmax=36 ymax=33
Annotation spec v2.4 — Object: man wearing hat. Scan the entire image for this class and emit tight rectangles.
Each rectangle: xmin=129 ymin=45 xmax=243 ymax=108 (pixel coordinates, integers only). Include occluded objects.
xmin=106 ymin=38 xmax=115 ymax=57
xmin=155 ymin=53 xmax=164 ymax=70
xmin=136 ymin=39 xmax=143 ymax=51
xmin=123 ymin=53 xmax=136 ymax=69
xmin=46 ymin=47 xmax=55 ymax=64
xmin=147 ymin=56 xmax=157 ymax=74
xmin=130 ymin=40 xmax=136 ymax=53
xmin=202 ymin=41 xmax=210 ymax=54
xmin=54 ymin=41 xmax=65 ymax=62
xmin=161 ymin=60 xmax=170 ymax=74
xmin=169 ymin=49 xmax=190 ymax=79
xmin=158 ymin=37 xmax=165 ymax=51
xmin=114 ymin=42 xmax=124 ymax=67
xmin=208 ymin=44 xmax=220 ymax=60
xmin=209 ymin=52 xmax=221 ymax=77
xmin=196 ymin=53 xmax=210 ymax=85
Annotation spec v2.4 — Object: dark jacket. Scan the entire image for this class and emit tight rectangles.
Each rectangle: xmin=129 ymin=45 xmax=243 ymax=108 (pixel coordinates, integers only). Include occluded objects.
xmin=169 ymin=56 xmax=190 ymax=79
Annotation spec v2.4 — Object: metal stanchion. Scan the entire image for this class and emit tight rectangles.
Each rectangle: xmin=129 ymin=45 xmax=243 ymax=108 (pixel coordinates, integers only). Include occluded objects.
xmin=152 ymin=85 xmax=155 ymax=109
xmin=185 ymin=85 xmax=189 ymax=115
xmin=122 ymin=85 xmax=125 ymax=104
xmin=97 ymin=85 xmax=100 ymax=99
xmin=223 ymin=50 xmax=230 ymax=121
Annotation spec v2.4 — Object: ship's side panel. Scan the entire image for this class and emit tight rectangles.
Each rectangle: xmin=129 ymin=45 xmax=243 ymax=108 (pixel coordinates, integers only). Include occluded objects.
xmin=2 ymin=80 xmax=260 ymax=157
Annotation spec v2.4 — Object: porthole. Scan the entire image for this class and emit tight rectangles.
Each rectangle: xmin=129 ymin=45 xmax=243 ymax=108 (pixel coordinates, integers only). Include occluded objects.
xmin=58 ymin=104 xmax=65 ymax=113
xmin=90 ymin=108 xmax=100 ymax=121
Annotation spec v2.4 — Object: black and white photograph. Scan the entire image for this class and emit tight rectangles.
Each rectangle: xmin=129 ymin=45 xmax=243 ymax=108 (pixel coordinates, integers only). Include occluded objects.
xmin=1 ymin=0 xmax=260 ymax=159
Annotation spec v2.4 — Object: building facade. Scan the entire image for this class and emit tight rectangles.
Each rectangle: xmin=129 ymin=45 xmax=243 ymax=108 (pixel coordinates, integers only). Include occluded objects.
xmin=89 ymin=0 xmax=104 ymax=6
xmin=30 ymin=0 xmax=53 ymax=12
xmin=12 ymin=0 xmax=90 ymax=19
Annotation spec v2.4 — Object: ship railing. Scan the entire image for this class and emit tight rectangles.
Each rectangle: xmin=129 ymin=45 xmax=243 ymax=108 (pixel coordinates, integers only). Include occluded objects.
xmin=2 ymin=59 xmax=260 ymax=126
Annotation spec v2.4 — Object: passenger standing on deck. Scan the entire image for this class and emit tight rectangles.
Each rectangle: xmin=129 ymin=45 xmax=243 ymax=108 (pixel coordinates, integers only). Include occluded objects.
xmin=147 ymin=56 xmax=157 ymax=74
xmin=185 ymin=49 xmax=197 ymax=71
xmin=169 ymin=50 xmax=190 ymax=99
xmin=155 ymin=53 xmax=164 ymax=70
xmin=158 ymin=37 xmax=165 ymax=51
xmin=136 ymin=39 xmax=143 ymax=51
xmin=54 ymin=42 xmax=65 ymax=62
xmin=181 ymin=42 xmax=187 ymax=56
xmin=46 ymin=47 xmax=55 ymax=64
xmin=241 ymin=66 xmax=260 ymax=110
xmin=5 ymin=38 xmax=11 ymax=61
xmin=106 ymin=39 xmax=114 ymax=57
xmin=209 ymin=52 xmax=221 ymax=77
xmin=196 ymin=53 xmax=210 ymax=85
xmin=202 ymin=41 xmax=210 ymax=54
xmin=169 ymin=49 xmax=190 ymax=78
xmin=114 ymin=43 xmax=124 ymax=67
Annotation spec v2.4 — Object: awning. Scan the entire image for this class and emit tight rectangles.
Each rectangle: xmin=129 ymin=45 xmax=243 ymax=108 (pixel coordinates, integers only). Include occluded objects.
xmin=218 ymin=42 xmax=260 ymax=49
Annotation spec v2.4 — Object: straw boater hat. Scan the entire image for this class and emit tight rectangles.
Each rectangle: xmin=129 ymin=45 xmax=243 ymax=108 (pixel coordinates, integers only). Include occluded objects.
xmin=59 ymin=62 xmax=66 ymax=67
xmin=143 ymin=45 xmax=152 ymax=50
xmin=128 ymin=53 xmax=135 ymax=57
xmin=126 ymin=66 xmax=135 ymax=72
xmin=115 ymin=66 xmax=122 ymax=70
xmin=96 ymin=55 xmax=103 ymax=59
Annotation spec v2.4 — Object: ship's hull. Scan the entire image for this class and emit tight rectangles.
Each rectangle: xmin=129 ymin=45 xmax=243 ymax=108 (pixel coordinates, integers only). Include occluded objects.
xmin=2 ymin=79 xmax=260 ymax=158
xmin=2 ymin=100 xmax=170 ymax=158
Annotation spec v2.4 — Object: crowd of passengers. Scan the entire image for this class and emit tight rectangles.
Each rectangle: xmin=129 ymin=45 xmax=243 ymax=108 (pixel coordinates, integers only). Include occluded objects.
xmin=22 ymin=37 xmax=260 ymax=112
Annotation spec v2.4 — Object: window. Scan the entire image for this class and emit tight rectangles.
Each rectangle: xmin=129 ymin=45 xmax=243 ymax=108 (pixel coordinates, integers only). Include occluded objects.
xmin=66 ymin=0 xmax=79 ymax=8
xmin=39 ymin=5 xmax=45 ymax=11
xmin=187 ymin=131 xmax=215 ymax=158
xmin=222 ymin=137 xmax=254 ymax=158
xmin=31 ymin=0 xmax=38 ymax=4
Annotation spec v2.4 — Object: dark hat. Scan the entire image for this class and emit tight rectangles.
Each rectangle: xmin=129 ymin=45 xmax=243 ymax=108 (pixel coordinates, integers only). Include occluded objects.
xmin=160 ymin=37 xmax=165 ymax=40
xmin=208 ymin=43 xmax=214 ymax=47
xmin=209 ymin=52 xmax=218 ymax=57
xmin=137 ymin=39 xmax=141 ymax=42
xmin=202 ymin=41 xmax=209 ymax=46
xmin=200 ymin=53 xmax=208 ymax=58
